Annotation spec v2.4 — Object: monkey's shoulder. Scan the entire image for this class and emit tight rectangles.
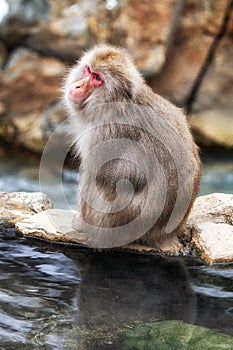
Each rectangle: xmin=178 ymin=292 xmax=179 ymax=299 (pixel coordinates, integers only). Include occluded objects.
xmin=137 ymin=85 xmax=185 ymax=119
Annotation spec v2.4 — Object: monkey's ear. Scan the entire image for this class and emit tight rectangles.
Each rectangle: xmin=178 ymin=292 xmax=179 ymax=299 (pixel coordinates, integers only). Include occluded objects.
xmin=83 ymin=66 xmax=91 ymax=76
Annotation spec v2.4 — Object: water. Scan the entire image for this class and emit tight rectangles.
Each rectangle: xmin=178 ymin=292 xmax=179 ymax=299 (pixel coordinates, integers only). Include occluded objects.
xmin=0 ymin=152 xmax=232 ymax=209
xmin=0 ymin=153 xmax=233 ymax=349
xmin=200 ymin=152 xmax=233 ymax=196
xmin=0 ymin=154 xmax=79 ymax=209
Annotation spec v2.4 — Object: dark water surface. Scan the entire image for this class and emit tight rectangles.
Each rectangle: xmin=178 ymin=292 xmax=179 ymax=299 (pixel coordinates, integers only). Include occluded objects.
xmin=0 ymin=154 xmax=233 ymax=349
xmin=0 ymin=228 xmax=232 ymax=349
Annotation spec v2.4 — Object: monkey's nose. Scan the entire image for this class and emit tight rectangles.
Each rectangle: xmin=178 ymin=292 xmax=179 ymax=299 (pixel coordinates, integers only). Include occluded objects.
xmin=68 ymin=78 xmax=91 ymax=103
xmin=71 ymin=77 xmax=89 ymax=90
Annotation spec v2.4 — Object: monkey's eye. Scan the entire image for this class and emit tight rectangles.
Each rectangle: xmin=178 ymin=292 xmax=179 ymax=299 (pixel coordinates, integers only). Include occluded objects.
xmin=91 ymin=72 xmax=104 ymax=87
xmin=94 ymin=73 xmax=101 ymax=81
xmin=83 ymin=66 xmax=91 ymax=76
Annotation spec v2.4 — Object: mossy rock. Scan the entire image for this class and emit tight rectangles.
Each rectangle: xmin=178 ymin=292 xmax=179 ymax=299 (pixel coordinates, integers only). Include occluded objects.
xmin=123 ymin=320 xmax=233 ymax=350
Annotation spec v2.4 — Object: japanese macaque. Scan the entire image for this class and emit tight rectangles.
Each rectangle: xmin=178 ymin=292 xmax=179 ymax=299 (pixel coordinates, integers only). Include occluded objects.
xmin=63 ymin=44 xmax=200 ymax=250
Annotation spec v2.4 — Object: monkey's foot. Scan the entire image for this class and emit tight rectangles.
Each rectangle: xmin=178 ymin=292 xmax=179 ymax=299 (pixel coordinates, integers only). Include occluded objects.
xmin=138 ymin=235 xmax=183 ymax=254
xmin=72 ymin=213 xmax=86 ymax=233
xmin=156 ymin=235 xmax=183 ymax=253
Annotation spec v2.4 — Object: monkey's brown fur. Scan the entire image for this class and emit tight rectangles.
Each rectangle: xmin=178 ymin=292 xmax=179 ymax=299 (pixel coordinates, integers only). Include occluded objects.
xmin=63 ymin=44 xmax=200 ymax=249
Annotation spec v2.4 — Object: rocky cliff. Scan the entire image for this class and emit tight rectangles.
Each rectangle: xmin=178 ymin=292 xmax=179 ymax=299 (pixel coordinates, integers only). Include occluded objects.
xmin=0 ymin=0 xmax=232 ymax=153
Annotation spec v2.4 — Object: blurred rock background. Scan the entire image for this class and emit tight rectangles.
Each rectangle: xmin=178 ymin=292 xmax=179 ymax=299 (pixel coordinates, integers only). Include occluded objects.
xmin=0 ymin=0 xmax=232 ymax=154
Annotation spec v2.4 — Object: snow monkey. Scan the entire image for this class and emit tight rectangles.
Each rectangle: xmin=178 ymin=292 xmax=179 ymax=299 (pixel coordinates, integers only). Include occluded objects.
xmin=63 ymin=44 xmax=200 ymax=250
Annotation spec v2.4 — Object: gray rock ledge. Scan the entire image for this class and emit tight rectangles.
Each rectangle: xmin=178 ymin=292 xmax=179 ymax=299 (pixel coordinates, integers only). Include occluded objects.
xmin=1 ymin=191 xmax=233 ymax=264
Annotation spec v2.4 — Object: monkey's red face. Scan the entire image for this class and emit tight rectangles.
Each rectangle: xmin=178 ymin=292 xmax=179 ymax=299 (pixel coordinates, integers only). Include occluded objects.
xmin=68 ymin=66 xmax=104 ymax=104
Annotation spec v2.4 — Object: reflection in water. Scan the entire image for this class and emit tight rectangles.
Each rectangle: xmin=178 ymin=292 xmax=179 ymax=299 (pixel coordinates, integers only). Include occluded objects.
xmin=72 ymin=251 xmax=196 ymax=325
xmin=0 ymin=228 xmax=233 ymax=349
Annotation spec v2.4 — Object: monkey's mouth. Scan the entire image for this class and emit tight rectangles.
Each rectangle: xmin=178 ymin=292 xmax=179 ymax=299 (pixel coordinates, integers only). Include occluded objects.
xmin=68 ymin=91 xmax=83 ymax=104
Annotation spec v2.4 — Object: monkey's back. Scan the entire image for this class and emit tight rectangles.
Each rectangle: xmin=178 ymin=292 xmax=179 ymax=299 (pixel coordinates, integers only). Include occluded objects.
xmin=77 ymin=92 xmax=200 ymax=248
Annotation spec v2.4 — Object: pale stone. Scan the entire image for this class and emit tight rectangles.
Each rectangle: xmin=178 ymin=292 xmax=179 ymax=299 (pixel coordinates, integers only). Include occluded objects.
xmin=15 ymin=208 xmax=91 ymax=245
xmin=192 ymin=222 xmax=233 ymax=263
xmin=188 ymin=193 xmax=233 ymax=225
xmin=186 ymin=193 xmax=233 ymax=263
xmin=0 ymin=191 xmax=53 ymax=224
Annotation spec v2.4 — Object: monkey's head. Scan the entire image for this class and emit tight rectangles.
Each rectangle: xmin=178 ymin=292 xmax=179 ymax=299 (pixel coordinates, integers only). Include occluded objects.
xmin=64 ymin=44 xmax=144 ymax=113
